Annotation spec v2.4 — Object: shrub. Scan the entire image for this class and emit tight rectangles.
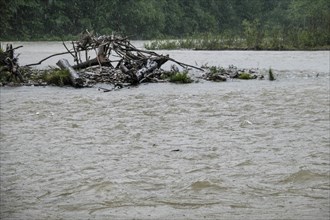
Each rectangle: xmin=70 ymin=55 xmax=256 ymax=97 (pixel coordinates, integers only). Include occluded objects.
xmin=169 ymin=71 xmax=192 ymax=83
xmin=238 ymin=72 xmax=252 ymax=80
xmin=268 ymin=68 xmax=275 ymax=81
xmin=0 ymin=71 xmax=12 ymax=83
xmin=43 ymin=69 xmax=71 ymax=86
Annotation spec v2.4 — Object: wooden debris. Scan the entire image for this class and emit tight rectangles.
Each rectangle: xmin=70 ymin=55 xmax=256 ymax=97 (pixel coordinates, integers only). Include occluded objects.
xmin=1 ymin=33 xmax=265 ymax=87
xmin=23 ymin=31 xmax=203 ymax=88
xmin=200 ymin=64 xmax=264 ymax=82
xmin=0 ymin=44 xmax=24 ymax=82
xmin=56 ymin=59 xmax=84 ymax=87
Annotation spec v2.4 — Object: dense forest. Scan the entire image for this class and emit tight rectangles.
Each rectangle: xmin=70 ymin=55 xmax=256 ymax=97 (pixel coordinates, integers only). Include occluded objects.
xmin=0 ymin=0 xmax=329 ymax=48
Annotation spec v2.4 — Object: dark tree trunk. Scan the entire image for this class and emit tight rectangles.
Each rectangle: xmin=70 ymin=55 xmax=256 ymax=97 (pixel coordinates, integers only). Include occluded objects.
xmin=56 ymin=59 xmax=84 ymax=87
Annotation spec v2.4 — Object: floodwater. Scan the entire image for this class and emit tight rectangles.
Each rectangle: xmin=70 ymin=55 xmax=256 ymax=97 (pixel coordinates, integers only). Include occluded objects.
xmin=0 ymin=42 xmax=329 ymax=219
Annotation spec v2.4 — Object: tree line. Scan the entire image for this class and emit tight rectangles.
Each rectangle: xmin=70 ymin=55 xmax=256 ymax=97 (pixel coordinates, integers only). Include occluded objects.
xmin=1 ymin=0 xmax=329 ymax=48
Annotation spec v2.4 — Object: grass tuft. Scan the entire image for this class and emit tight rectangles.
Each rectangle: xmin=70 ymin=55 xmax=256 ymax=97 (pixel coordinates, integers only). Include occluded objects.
xmin=238 ymin=72 xmax=252 ymax=80
xmin=43 ymin=69 xmax=71 ymax=86
xmin=268 ymin=68 xmax=275 ymax=81
xmin=169 ymin=71 xmax=193 ymax=83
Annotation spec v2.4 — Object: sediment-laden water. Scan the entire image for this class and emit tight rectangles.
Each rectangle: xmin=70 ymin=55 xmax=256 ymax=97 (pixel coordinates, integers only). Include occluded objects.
xmin=0 ymin=43 xmax=329 ymax=219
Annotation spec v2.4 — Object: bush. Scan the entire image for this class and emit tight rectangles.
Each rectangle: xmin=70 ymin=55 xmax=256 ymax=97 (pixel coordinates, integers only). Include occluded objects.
xmin=268 ymin=68 xmax=275 ymax=81
xmin=169 ymin=71 xmax=192 ymax=83
xmin=242 ymin=19 xmax=264 ymax=49
xmin=144 ymin=40 xmax=179 ymax=50
xmin=238 ymin=73 xmax=252 ymax=80
xmin=43 ymin=69 xmax=71 ymax=86
xmin=0 ymin=71 xmax=12 ymax=83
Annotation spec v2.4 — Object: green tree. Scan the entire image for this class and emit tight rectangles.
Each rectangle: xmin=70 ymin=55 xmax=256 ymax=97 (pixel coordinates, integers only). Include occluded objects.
xmin=288 ymin=0 xmax=330 ymax=47
xmin=242 ymin=19 xmax=263 ymax=49
xmin=0 ymin=0 xmax=328 ymax=49
xmin=0 ymin=0 xmax=44 ymax=40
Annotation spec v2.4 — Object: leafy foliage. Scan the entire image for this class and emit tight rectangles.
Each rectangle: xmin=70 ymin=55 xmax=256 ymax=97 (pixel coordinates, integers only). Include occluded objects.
xmin=0 ymin=0 xmax=329 ymax=49
xmin=268 ymin=68 xmax=275 ymax=81
xmin=42 ymin=69 xmax=71 ymax=86
xmin=169 ymin=71 xmax=192 ymax=84
xmin=238 ymin=73 xmax=252 ymax=80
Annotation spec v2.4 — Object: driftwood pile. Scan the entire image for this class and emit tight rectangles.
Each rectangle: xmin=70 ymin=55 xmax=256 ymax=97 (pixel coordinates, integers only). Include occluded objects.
xmin=25 ymin=31 xmax=202 ymax=88
xmin=1 ymin=32 xmax=267 ymax=87
xmin=201 ymin=64 xmax=264 ymax=81
xmin=0 ymin=44 xmax=24 ymax=83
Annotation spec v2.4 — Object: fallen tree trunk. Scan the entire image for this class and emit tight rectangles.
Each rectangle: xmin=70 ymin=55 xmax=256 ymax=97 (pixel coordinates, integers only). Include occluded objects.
xmin=72 ymin=57 xmax=112 ymax=69
xmin=56 ymin=59 xmax=84 ymax=87
xmin=137 ymin=59 xmax=158 ymax=82
xmin=19 ymin=32 xmax=205 ymax=88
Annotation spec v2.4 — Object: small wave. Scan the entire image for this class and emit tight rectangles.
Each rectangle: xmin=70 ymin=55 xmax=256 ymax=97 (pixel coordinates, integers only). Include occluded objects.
xmin=235 ymin=160 xmax=254 ymax=167
xmin=279 ymin=170 xmax=329 ymax=184
xmin=158 ymin=200 xmax=221 ymax=208
xmin=190 ymin=180 xmax=226 ymax=191
xmin=230 ymin=203 xmax=252 ymax=209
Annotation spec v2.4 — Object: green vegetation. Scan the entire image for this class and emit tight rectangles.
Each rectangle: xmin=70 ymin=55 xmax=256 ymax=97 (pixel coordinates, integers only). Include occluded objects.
xmin=169 ymin=71 xmax=193 ymax=84
xmin=0 ymin=67 xmax=23 ymax=85
xmin=209 ymin=66 xmax=227 ymax=79
xmin=0 ymin=67 xmax=71 ymax=86
xmin=144 ymin=27 xmax=329 ymax=50
xmin=0 ymin=0 xmax=329 ymax=50
xmin=238 ymin=73 xmax=252 ymax=80
xmin=144 ymin=35 xmax=243 ymax=50
xmin=268 ymin=68 xmax=275 ymax=81
xmin=0 ymin=71 xmax=12 ymax=84
xmin=144 ymin=35 xmax=240 ymax=50
xmin=42 ymin=69 xmax=71 ymax=86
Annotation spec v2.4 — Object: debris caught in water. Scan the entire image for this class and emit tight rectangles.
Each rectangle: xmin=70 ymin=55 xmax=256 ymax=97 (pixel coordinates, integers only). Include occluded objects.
xmin=1 ymin=32 xmax=266 ymax=88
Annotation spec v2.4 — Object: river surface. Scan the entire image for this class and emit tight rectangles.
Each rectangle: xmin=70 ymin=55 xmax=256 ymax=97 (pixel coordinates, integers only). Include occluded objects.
xmin=0 ymin=42 xmax=329 ymax=219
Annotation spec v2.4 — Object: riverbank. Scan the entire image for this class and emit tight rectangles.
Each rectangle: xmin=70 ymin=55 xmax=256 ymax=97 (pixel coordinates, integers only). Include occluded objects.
xmin=1 ymin=42 xmax=328 ymax=89
xmin=144 ymin=38 xmax=330 ymax=51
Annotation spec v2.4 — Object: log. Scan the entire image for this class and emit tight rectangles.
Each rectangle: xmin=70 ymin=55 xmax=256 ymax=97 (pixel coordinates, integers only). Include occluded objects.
xmin=56 ymin=59 xmax=84 ymax=87
xmin=72 ymin=57 xmax=112 ymax=69
xmin=22 ymin=33 xmax=205 ymax=87
xmin=137 ymin=59 xmax=158 ymax=82
xmin=97 ymin=44 xmax=108 ymax=62
xmin=119 ymin=61 xmax=130 ymax=73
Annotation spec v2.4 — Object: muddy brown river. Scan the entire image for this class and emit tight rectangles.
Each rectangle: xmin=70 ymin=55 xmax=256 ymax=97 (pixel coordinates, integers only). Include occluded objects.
xmin=0 ymin=42 xmax=329 ymax=219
